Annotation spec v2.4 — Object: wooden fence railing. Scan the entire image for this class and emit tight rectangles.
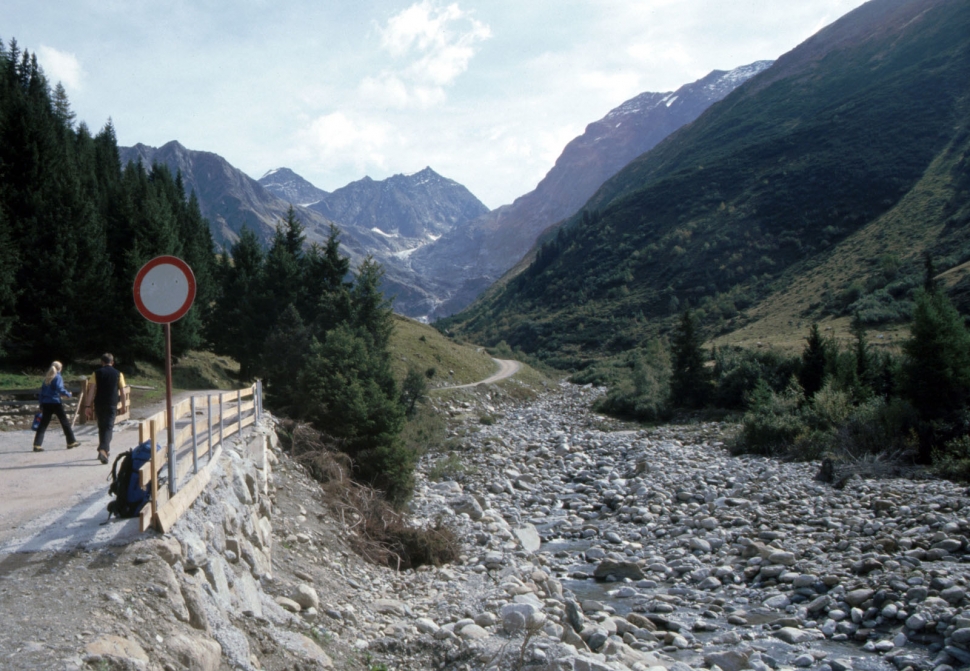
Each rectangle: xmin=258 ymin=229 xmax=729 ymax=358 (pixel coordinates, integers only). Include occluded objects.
xmin=135 ymin=381 xmax=263 ymax=532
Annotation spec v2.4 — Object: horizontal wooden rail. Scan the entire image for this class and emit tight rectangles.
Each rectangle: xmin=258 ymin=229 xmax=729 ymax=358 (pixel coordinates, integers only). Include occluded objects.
xmin=136 ymin=382 xmax=262 ymax=532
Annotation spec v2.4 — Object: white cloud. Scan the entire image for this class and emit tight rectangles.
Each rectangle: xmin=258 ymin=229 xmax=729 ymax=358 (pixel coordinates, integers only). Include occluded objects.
xmin=37 ymin=45 xmax=84 ymax=90
xmin=358 ymin=74 xmax=446 ymax=109
xmin=366 ymin=1 xmax=491 ymax=108
xmin=296 ymin=112 xmax=394 ymax=175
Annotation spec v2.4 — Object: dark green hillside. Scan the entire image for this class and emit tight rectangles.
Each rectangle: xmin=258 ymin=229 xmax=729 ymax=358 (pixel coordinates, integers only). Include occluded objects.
xmin=440 ymin=0 xmax=970 ymax=369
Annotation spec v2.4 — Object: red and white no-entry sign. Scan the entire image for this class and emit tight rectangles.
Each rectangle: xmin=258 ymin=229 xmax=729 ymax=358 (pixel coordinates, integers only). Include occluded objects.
xmin=133 ymin=256 xmax=196 ymax=324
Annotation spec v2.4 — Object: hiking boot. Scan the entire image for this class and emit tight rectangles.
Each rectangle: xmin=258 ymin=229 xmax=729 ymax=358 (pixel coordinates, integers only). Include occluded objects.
xmin=98 ymin=450 xmax=108 ymax=464
xmin=67 ymin=441 xmax=80 ymax=449
xmin=32 ymin=445 xmax=43 ymax=452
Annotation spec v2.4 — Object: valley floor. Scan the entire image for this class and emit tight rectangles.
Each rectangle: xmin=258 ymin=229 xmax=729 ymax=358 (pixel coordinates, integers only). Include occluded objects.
xmin=0 ymin=381 xmax=968 ymax=671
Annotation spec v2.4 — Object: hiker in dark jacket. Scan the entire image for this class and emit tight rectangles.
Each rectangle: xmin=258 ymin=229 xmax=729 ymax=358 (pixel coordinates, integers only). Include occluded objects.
xmin=34 ymin=361 xmax=80 ymax=452
xmin=92 ymin=352 xmax=125 ymax=464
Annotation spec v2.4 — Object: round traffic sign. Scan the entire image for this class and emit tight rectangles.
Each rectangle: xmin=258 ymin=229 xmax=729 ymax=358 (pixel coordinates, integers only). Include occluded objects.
xmin=133 ymin=256 xmax=197 ymax=323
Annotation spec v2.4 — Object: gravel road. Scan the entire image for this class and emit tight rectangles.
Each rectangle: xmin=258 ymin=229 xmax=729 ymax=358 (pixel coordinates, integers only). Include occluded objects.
xmin=0 ymin=392 xmax=210 ymax=553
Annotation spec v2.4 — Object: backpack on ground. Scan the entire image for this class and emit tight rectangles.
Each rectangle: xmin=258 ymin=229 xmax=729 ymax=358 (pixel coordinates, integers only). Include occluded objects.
xmin=107 ymin=440 xmax=154 ymax=519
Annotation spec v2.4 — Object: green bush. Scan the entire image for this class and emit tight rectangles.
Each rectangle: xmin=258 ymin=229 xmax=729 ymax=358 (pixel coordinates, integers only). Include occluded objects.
xmin=427 ymin=453 xmax=475 ymax=482
xmin=732 ymin=379 xmax=807 ymax=456
xmin=933 ymin=435 xmax=970 ymax=481
xmin=829 ymin=397 xmax=918 ymax=458
xmin=594 ymin=341 xmax=671 ymax=422
xmin=713 ymin=347 xmax=799 ymax=409
xmin=804 ymin=380 xmax=854 ymax=432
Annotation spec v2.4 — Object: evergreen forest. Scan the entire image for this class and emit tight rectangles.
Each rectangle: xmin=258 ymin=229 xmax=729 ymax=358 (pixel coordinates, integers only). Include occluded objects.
xmin=0 ymin=39 xmax=414 ymax=503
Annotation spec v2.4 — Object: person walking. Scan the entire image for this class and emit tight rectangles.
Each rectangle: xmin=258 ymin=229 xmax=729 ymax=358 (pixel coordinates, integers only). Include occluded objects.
xmin=33 ymin=361 xmax=80 ymax=452
xmin=92 ymin=352 xmax=125 ymax=464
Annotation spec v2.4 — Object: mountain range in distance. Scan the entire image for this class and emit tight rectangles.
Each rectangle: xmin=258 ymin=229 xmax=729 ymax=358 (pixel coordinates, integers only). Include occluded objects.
xmin=121 ymin=60 xmax=771 ymax=321
xmin=439 ymin=0 xmax=970 ymax=369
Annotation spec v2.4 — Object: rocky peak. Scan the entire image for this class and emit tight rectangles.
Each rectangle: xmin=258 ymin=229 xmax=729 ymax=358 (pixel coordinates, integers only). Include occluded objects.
xmin=258 ymin=167 xmax=330 ymax=207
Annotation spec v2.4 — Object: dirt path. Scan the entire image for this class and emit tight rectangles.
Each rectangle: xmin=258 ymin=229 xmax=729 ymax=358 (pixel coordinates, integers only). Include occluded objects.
xmin=0 ymin=391 xmax=210 ymax=552
xmin=444 ymin=358 xmax=521 ymax=389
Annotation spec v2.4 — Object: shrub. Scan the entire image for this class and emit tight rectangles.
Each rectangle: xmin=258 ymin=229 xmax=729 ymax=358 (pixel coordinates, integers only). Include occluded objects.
xmin=594 ymin=341 xmax=671 ymax=422
xmin=399 ymin=406 xmax=447 ymax=458
xmin=427 ymin=453 xmax=474 ymax=482
xmin=933 ymin=435 xmax=970 ymax=482
xmin=849 ymin=289 xmax=913 ymax=325
xmin=828 ymin=397 xmax=918 ymax=459
xmin=804 ymin=380 xmax=853 ymax=432
xmin=732 ymin=379 xmax=806 ymax=456
xmin=713 ymin=347 xmax=799 ymax=409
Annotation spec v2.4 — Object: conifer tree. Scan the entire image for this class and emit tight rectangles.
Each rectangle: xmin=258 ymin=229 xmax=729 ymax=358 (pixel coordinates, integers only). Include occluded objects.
xmin=261 ymin=304 xmax=310 ymax=415
xmin=798 ymin=324 xmax=830 ymax=400
xmin=901 ymin=287 xmax=970 ymax=462
xmin=669 ymin=310 xmax=711 ymax=408
xmin=0 ymin=209 xmax=16 ymax=355
xmin=209 ymin=227 xmax=266 ymax=379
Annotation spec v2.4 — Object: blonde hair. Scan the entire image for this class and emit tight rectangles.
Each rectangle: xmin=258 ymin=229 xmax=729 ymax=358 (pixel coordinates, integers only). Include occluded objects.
xmin=44 ymin=361 xmax=62 ymax=386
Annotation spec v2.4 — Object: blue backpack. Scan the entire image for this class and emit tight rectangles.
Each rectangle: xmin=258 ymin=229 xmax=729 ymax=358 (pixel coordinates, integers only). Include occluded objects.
xmin=107 ymin=440 xmax=155 ymax=519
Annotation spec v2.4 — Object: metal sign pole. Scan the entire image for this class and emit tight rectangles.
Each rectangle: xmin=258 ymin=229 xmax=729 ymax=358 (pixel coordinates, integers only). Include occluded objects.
xmin=165 ymin=323 xmax=176 ymax=497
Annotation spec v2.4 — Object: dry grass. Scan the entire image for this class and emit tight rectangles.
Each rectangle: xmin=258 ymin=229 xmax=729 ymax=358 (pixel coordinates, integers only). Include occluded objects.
xmin=284 ymin=420 xmax=460 ymax=570
xmin=389 ymin=315 xmax=497 ymax=387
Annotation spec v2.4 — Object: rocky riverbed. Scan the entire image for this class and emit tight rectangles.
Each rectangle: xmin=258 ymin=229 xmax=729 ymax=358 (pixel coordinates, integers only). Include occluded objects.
xmin=4 ymin=379 xmax=970 ymax=671
xmin=362 ymin=381 xmax=970 ymax=671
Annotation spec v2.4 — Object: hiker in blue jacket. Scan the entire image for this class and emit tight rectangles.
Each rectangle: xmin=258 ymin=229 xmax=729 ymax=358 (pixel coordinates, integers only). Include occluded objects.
xmin=33 ymin=361 xmax=80 ymax=452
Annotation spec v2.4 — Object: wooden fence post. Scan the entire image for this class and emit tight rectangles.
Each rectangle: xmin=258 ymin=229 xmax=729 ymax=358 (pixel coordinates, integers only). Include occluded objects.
xmin=207 ymin=393 xmax=213 ymax=464
xmin=237 ymin=389 xmax=243 ymax=436
xmin=149 ymin=419 xmax=159 ymax=530
xmin=191 ymin=395 xmax=198 ymax=475
xmin=219 ymin=394 xmax=224 ymax=448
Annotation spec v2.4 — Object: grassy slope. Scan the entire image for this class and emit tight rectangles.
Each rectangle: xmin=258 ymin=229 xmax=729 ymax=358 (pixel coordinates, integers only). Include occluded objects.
xmin=389 ymin=314 xmax=498 ymax=387
xmin=711 ymin=124 xmax=970 ymax=355
xmin=440 ymin=0 xmax=970 ymax=367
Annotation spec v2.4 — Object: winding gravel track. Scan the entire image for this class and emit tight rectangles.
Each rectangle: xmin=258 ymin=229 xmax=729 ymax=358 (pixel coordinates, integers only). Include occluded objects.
xmin=444 ymin=358 xmax=521 ymax=389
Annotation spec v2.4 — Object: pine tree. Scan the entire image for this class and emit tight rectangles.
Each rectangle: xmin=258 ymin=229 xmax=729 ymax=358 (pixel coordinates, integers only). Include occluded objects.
xmin=900 ymin=287 xmax=970 ymax=462
xmin=669 ymin=310 xmax=711 ymax=409
xmin=351 ymin=257 xmax=394 ymax=351
xmin=0 ymin=208 xmax=17 ymax=355
xmin=262 ymin=208 xmax=306 ymax=328
xmin=296 ymin=324 xmax=408 ymax=501
xmin=300 ymin=224 xmax=351 ymax=328
xmin=798 ymin=324 xmax=830 ymax=400
xmin=261 ymin=304 xmax=311 ymax=415
xmin=209 ymin=227 xmax=266 ymax=379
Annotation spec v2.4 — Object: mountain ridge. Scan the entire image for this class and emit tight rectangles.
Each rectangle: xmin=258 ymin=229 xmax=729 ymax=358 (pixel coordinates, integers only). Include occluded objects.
xmin=438 ymin=0 xmax=970 ymax=368
xmin=410 ymin=61 xmax=774 ymax=319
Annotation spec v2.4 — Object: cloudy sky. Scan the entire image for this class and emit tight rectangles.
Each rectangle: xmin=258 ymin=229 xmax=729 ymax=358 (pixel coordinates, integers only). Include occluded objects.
xmin=7 ymin=1 xmax=867 ymax=209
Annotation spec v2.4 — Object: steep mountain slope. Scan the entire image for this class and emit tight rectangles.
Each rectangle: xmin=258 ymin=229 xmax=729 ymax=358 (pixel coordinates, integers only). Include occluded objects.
xmin=120 ymin=142 xmax=337 ymax=251
xmin=120 ymin=143 xmax=489 ymax=314
xmin=258 ymin=167 xmax=329 ymax=206
xmin=260 ymin=165 xmax=489 ymax=316
xmin=411 ymin=61 xmax=773 ymax=319
xmin=441 ymin=0 xmax=970 ymax=369
xmin=308 ymin=167 xmax=488 ymax=240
